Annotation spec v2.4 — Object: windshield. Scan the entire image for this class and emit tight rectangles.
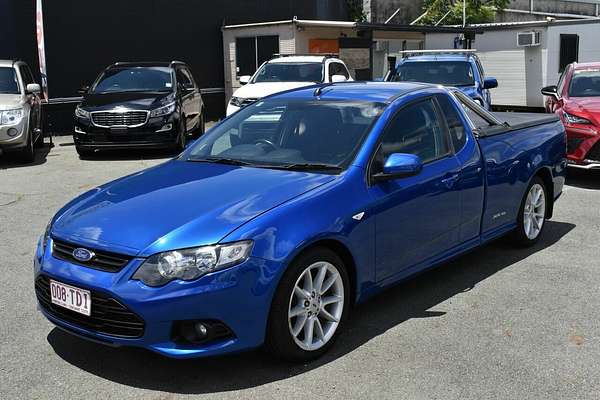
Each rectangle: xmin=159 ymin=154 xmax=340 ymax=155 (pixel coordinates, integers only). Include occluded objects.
xmin=91 ymin=67 xmax=173 ymax=93
xmin=186 ymin=98 xmax=386 ymax=171
xmin=392 ymin=61 xmax=475 ymax=86
xmin=0 ymin=67 xmax=20 ymax=94
xmin=253 ymin=63 xmax=324 ymax=83
xmin=569 ymin=69 xmax=600 ymax=97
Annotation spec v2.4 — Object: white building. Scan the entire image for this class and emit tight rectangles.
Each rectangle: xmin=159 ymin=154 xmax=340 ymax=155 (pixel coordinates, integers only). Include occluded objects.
xmin=425 ymin=19 xmax=600 ymax=108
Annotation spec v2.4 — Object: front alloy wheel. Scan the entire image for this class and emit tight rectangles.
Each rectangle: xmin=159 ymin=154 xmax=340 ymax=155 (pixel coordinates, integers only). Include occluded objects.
xmin=288 ymin=261 xmax=344 ymax=351
xmin=266 ymin=247 xmax=349 ymax=361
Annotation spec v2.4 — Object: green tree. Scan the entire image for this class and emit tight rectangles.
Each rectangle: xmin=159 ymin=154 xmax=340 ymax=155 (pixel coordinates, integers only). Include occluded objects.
xmin=346 ymin=0 xmax=367 ymax=22
xmin=419 ymin=0 xmax=509 ymax=25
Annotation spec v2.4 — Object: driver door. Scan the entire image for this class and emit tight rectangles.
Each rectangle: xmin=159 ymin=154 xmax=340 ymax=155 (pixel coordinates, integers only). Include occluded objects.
xmin=367 ymin=98 xmax=462 ymax=282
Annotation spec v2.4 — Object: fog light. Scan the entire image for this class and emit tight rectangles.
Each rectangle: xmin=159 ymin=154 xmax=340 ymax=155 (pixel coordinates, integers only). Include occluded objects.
xmin=7 ymin=128 xmax=19 ymax=137
xmin=173 ymin=319 xmax=234 ymax=345
xmin=156 ymin=123 xmax=172 ymax=133
xmin=74 ymin=126 xmax=86 ymax=134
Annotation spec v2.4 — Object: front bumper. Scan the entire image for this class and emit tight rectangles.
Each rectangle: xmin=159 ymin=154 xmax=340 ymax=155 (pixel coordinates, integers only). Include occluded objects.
xmin=226 ymin=103 xmax=240 ymax=116
xmin=34 ymin=237 xmax=283 ymax=358
xmin=0 ymin=115 xmax=28 ymax=151
xmin=565 ymin=124 xmax=600 ymax=168
xmin=74 ymin=114 xmax=179 ymax=150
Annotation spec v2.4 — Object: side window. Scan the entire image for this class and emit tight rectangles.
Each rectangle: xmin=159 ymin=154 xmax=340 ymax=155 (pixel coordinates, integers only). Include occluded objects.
xmin=183 ymin=68 xmax=197 ymax=88
xmin=436 ymin=95 xmax=467 ymax=152
xmin=328 ymin=62 xmax=349 ymax=80
xmin=374 ymin=99 xmax=450 ymax=171
xmin=176 ymin=67 xmax=194 ymax=89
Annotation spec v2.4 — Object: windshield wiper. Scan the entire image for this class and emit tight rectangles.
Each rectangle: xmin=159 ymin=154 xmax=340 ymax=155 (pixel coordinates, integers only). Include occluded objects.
xmin=187 ymin=157 xmax=253 ymax=166
xmin=275 ymin=163 xmax=342 ymax=172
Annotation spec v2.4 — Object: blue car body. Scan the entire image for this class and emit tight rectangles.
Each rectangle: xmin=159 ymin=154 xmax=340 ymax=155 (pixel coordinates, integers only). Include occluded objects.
xmin=385 ymin=53 xmax=496 ymax=109
xmin=34 ymin=82 xmax=565 ymax=358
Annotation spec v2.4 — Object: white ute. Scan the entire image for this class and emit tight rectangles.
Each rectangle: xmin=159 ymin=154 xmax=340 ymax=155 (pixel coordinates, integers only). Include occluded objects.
xmin=227 ymin=54 xmax=352 ymax=116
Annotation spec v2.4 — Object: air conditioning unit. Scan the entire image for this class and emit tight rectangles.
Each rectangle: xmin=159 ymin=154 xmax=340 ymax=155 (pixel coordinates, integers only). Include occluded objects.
xmin=517 ymin=31 xmax=541 ymax=47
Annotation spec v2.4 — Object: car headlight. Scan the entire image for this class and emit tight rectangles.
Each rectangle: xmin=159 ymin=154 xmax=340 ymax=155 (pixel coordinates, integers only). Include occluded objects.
xmin=0 ymin=108 xmax=24 ymax=125
xmin=563 ymin=111 xmax=591 ymax=125
xmin=150 ymin=102 xmax=176 ymax=118
xmin=75 ymin=106 xmax=90 ymax=119
xmin=229 ymin=96 xmax=243 ymax=107
xmin=132 ymin=240 xmax=253 ymax=287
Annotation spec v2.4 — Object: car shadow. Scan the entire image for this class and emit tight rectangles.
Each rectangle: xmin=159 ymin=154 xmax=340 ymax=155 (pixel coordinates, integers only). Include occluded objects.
xmin=54 ymin=140 xmax=177 ymax=161
xmin=47 ymin=220 xmax=575 ymax=394
xmin=0 ymin=142 xmax=51 ymax=169
xmin=566 ymin=168 xmax=600 ymax=190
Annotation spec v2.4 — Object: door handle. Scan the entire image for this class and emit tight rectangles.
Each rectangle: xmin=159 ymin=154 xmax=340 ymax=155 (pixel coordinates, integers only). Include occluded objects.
xmin=441 ymin=173 xmax=460 ymax=188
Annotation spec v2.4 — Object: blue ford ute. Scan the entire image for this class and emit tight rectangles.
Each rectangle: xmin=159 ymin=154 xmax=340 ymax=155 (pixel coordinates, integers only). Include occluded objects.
xmin=35 ymin=82 xmax=566 ymax=361
xmin=385 ymin=50 xmax=498 ymax=109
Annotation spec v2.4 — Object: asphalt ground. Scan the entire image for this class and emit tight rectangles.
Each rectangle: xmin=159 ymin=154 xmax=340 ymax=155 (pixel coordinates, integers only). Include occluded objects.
xmin=1 ymin=135 xmax=599 ymax=400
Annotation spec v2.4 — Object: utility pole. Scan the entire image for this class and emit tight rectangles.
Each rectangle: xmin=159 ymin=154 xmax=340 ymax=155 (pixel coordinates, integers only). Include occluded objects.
xmin=463 ymin=0 xmax=466 ymax=27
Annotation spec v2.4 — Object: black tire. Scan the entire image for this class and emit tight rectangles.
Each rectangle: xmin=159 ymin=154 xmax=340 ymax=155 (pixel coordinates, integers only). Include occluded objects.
xmin=510 ymin=176 xmax=548 ymax=247
xmin=17 ymin=127 xmax=35 ymax=164
xmin=75 ymin=146 xmax=94 ymax=159
xmin=174 ymin=119 xmax=187 ymax=153
xmin=264 ymin=247 xmax=351 ymax=362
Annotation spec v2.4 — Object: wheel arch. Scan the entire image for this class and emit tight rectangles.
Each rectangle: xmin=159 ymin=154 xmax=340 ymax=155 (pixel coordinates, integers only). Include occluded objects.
xmin=285 ymin=238 xmax=359 ymax=306
xmin=533 ymin=166 xmax=555 ymax=218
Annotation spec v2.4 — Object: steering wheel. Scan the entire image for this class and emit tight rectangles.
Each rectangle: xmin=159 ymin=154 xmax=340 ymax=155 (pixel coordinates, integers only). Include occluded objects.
xmin=254 ymin=139 xmax=279 ymax=151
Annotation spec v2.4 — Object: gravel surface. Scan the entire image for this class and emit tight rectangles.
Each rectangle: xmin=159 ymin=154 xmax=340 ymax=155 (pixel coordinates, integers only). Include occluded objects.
xmin=1 ymin=135 xmax=599 ymax=400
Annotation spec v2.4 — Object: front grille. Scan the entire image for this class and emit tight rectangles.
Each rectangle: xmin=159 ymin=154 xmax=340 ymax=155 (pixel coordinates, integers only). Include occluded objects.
xmin=567 ymin=137 xmax=584 ymax=155
xmin=52 ymin=239 xmax=132 ymax=272
xmin=586 ymin=141 xmax=600 ymax=162
xmin=35 ymin=275 xmax=145 ymax=338
xmin=91 ymin=110 xmax=148 ymax=127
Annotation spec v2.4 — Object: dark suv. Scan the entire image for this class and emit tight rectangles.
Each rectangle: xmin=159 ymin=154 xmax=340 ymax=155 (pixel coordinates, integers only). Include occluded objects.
xmin=74 ymin=61 xmax=204 ymax=157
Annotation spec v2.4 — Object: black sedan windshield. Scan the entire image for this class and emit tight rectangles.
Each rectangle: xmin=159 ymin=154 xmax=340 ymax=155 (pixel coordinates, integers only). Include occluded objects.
xmin=187 ymin=98 xmax=386 ymax=170
xmin=0 ymin=67 xmax=20 ymax=94
xmin=569 ymin=70 xmax=600 ymax=97
xmin=254 ymin=63 xmax=323 ymax=83
xmin=392 ymin=61 xmax=475 ymax=86
xmin=92 ymin=67 xmax=173 ymax=93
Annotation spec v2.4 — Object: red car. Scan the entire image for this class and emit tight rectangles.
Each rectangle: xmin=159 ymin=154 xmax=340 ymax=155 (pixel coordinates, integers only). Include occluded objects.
xmin=542 ymin=62 xmax=600 ymax=169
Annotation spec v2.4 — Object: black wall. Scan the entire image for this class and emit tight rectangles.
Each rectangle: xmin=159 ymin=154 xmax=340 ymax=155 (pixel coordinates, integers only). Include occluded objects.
xmin=1 ymin=0 xmax=348 ymax=129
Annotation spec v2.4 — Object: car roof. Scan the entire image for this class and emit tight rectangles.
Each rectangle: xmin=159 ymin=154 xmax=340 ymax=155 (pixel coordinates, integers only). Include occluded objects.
xmin=271 ymin=81 xmax=431 ymax=103
xmin=399 ymin=54 xmax=474 ymax=63
xmin=0 ymin=59 xmax=20 ymax=68
xmin=108 ymin=61 xmax=186 ymax=69
xmin=573 ymin=62 xmax=600 ymax=70
xmin=269 ymin=56 xmax=332 ymax=64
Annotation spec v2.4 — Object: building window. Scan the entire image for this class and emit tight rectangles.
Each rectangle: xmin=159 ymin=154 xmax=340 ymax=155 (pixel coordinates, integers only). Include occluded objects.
xmin=559 ymin=34 xmax=579 ymax=72
xmin=235 ymin=35 xmax=279 ymax=77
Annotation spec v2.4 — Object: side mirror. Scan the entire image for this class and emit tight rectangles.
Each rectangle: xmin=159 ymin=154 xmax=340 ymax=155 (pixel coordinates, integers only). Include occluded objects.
xmin=373 ymin=153 xmax=423 ymax=182
xmin=541 ymin=85 xmax=559 ymax=100
xmin=26 ymin=83 xmax=41 ymax=94
xmin=483 ymin=77 xmax=498 ymax=89
xmin=77 ymin=85 xmax=90 ymax=95
xmin=331 ymin=74 xmax=347 ymax=83
xmin=239 ymin=75 xmax=251 ymax=85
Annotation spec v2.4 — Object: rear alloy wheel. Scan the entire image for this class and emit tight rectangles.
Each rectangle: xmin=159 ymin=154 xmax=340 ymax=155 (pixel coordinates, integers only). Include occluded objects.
xmin=265 ymin=247 xmax=349 ymax=361
xmin=512 ymin=177 xmax=547 ymax=246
